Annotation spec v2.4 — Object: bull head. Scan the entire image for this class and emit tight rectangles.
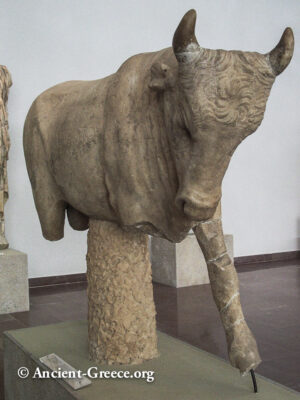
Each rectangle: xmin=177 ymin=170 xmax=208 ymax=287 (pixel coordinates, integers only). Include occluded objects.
xmin=158 ymin=10 xmax=294 ymax=221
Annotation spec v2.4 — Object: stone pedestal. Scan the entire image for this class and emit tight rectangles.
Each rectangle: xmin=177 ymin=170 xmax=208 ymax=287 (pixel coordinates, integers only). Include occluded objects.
xmin=4 ymin=320 xmax=299 ymax=400
xmin=87 ymin=220 xmax=158 ymax=365
xmin=0 ymin=248 xmax=29 ymax=314
xmin=151 ymin=233 xmax=233 ymax=288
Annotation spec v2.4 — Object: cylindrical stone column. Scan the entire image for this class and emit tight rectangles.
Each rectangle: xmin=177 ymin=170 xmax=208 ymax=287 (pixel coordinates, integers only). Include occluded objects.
xmin=87 ymin=219 xmax=158 ymax=365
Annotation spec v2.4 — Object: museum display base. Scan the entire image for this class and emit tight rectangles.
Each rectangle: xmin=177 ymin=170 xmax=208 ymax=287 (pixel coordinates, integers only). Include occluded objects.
xmin=151 ymin=233 xmax=233 ymax=287
xmin=4 ymin=321 xmax=300 ymax=400
xmin=0 ymin=248 xmax=29 ymax=314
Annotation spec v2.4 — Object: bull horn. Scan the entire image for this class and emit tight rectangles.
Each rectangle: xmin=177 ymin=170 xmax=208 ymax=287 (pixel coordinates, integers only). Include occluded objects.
xmin=172 ymin=9 xmax=200 ymax=61
xmin=268 ymin=28 xmax=294 ymax=75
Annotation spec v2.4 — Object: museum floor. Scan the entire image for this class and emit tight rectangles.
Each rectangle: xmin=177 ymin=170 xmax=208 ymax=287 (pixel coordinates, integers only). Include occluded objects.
xmin=0 ymin=259 xmax=299 ymax=398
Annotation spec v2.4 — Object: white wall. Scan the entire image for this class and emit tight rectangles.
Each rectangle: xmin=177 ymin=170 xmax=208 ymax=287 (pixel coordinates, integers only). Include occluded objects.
xmin=1 ymin=0 xmax=299 ymax=278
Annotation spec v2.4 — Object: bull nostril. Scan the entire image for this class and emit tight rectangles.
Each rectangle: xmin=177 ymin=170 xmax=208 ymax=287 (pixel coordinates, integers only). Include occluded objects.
xmin=176 ymin=190 xmax=220 ymax=219
xmin=175 ymin=197 xmax=186 ymax=211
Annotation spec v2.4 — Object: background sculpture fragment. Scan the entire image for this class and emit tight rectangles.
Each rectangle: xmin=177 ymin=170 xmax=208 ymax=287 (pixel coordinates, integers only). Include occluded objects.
xmin=0 ymin=65 xmax=12 ymax=250
xmin=23 ymin=10 xmax=294 ymax=375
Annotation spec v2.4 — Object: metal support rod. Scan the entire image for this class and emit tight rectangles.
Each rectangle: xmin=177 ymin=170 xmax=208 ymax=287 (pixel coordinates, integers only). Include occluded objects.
xmin=250 ymin=369 xmax=258 ymax=393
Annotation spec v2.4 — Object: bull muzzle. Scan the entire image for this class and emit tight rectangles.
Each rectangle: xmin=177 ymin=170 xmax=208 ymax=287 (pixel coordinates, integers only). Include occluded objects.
xmin=175 ymin=189 xmax=220 ymax=221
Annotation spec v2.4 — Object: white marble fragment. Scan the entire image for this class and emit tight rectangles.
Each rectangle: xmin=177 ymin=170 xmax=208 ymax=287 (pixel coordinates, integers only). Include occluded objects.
xmin=39 ymin=353 xmax=91 ymax=390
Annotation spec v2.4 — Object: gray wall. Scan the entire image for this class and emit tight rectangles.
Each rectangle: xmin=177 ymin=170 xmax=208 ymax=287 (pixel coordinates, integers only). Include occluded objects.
xmin=1 ymin=0 xmax=299 ymax=277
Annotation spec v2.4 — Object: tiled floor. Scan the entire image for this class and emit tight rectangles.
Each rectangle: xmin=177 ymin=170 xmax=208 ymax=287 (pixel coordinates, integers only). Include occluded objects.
xmin=0 ymin=259 xmax=299 ymax=398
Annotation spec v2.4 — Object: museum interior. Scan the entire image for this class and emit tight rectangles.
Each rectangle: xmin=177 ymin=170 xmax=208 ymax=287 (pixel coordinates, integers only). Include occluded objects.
xmin=0 ymin=1 xmax=299 ymax=399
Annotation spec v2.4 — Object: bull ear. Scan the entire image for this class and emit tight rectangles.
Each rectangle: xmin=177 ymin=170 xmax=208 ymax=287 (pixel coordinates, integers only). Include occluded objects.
xmin=149 ymin=62 xmax=174 ymax=91
xmin=268 ymin=28 xmax=294 ymax=76
xmin=172 ymin=9 xmax=200 ymax=62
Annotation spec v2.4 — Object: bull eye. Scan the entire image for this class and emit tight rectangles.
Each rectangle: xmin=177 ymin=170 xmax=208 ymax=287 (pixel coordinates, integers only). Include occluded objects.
xmin=239 ymin=105 xmax=247 ymax=121
xmin=261 ymin=70 xmax=274 ymax=79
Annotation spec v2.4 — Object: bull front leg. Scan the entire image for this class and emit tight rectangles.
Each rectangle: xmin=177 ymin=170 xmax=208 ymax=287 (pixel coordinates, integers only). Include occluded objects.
xmin=193 ymin=205 xmax=261 ymax=375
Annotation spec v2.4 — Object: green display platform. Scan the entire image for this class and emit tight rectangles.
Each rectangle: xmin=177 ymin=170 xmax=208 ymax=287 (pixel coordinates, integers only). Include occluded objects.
xmin=3 ymin=321 xmax=300 ymax=399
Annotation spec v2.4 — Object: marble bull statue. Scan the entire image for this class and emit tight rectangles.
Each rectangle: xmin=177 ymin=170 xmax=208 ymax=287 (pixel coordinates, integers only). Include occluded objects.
xmin=23 ymin=10 xmax=294 ymax=374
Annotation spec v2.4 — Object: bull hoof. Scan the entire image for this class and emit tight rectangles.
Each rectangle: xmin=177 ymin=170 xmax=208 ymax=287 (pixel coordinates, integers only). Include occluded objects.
xmin=228 ymin=321 xmax=261 ymax=375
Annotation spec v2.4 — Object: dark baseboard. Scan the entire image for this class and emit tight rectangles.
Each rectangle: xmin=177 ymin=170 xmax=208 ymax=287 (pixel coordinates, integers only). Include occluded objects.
xmin=29 ymin=273 xmax=87 ymax=288
xmin=234 ymin=250 xmax=300 ymax=265
xmin=29 ymin=250 xmax=300 ymax=288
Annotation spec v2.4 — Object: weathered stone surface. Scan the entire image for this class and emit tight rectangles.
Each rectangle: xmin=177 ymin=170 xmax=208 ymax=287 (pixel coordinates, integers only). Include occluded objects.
xmin=194 ymin=221 xmax=261 ymax=374
xmin=0 ymin=248 xmax=29 ymax=314
xmin=23 ymin=11 xmax=293 ymax=243
xmin=87 ymin=220 xmax=158 ymax=364
xmin=0 ymin=65 xmax=12 ymax=250
xmin=23 ymin=9 xmax=294 ymax=375
xmin=151 ymin=233 xmax=233 ymax=287
xmin=40 ymin=353 xmax=91 ymax=390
